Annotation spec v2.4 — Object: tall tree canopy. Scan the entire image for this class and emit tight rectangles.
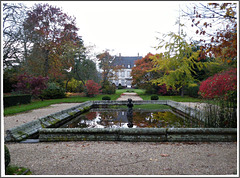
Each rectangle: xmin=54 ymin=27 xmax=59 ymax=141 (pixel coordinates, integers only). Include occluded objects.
xmin=3 ymin=3 xmax=28 ymax=68
xmin=185 ymin=3 xmax=237 ymax=64
xmin=150 ymin=32 xmax=207 ymax=96
xmin=23 ymin=3 xmax=81 ymax=80
xmin=96 ymin=50 xmax=116 ymax=84
xmin=131 ymin=53 xmax=161 ymax=89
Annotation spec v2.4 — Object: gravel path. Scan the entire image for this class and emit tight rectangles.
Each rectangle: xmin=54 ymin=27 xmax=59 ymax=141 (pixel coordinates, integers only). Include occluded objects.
xmin=4 ymin=102 xmax=238 ymax=176
xmin=116 ymin=92 xmax=143 ymax=101
xmin=4 ymin=103 xmax=81 ymax=136
xmin=6 ymin=141 xmax=237 ymax=175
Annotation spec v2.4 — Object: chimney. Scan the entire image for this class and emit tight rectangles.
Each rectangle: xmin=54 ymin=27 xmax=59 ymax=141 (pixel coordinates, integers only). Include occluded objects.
xmin=119 ymin=53 xmax=121 ymax=60
xmin=137 ymin=53 xmax=139 ymax=58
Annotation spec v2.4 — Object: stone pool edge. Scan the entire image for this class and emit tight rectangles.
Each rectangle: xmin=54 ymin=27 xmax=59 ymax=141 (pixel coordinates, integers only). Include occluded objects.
xmin=5 ymin=101 xmax=93 ymax=142
xmin=4 ymin=100 xmax=237 ymax=142
xmin=38 ymin=128 xmax=237 ymax=142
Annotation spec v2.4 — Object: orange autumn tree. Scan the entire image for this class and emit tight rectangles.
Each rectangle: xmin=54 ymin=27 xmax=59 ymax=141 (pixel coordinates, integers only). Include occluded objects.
xmin=131 ymin=53 xmax=162 ymax=90
xmin=186 ymin=3 xmax=237 ymax=65
xmin=23 ymin=3 xmax=82 ymax=81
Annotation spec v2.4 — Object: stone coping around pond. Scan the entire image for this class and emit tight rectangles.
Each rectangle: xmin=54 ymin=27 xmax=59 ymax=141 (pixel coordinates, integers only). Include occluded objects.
xmin=4 ymin=100 xmax=226 ymax=142
xmin=38 ymin=128 xmax=237 ymax=142
xmin=5 ymin=101 xmax=93 ymax=142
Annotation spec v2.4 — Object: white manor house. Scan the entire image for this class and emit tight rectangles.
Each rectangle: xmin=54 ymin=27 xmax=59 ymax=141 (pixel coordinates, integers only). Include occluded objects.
xmin=109 ymin=53 xmax=142 ymax=88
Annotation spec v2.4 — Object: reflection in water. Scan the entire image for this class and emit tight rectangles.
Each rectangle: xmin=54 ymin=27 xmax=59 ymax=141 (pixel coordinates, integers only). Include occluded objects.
xmin=127 ymin=98 xmax=134 ymax=128
xmin=60 ymin=109 xmax=205 ymax=129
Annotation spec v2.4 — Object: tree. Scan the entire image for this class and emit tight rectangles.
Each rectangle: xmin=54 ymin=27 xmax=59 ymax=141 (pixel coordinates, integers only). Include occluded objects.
xmin=150 ymin=32 xmax=207 ymax=97
xmin=184 ymin=3 xmax=237 ymax=64
xmin=96 ymin=50 xmax=115 ymax=84
xmin=73 ymin=42 xmax=100 ymax=85
xmin=3 ymin=3 xmax=28 ymax=68
xmin=23 ymin=3 xmax=80 ymax=79
xmin=131 ymin=53 xmax=158 ymax=88
xmin=97 ymin=51 xmax=123 ymax=82
xmin=85 ymin=80 xmax=101 ymax=97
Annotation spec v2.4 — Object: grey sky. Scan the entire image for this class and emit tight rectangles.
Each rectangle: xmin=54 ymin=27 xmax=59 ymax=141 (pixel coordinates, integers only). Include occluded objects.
xmin=22 ymin=1 xmax=187 ymax=57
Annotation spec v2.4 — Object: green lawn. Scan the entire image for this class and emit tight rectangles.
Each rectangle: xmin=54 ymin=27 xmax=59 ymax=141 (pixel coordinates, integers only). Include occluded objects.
xmin=5 ymin=165 xmax=32 ymax=175
xmin=116 ymin=89 xmax=146 ymax=95
xmin=4 ymin=89 xmax=203 ymax=116
xmin=4 ymin=93 xmax=122 ymax=116
xmin=110 ymin=104 xmax=172 ymax=110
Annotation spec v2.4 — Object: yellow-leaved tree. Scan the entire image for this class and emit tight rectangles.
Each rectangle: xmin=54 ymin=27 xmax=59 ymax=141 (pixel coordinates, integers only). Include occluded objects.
xmin=150 ymin=32 xmax=209 ymax=97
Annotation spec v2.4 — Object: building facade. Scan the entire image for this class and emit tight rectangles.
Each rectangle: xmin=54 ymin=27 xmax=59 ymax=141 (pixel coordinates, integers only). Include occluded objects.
xmin=109 ymin=54 xmax=142 ymax=88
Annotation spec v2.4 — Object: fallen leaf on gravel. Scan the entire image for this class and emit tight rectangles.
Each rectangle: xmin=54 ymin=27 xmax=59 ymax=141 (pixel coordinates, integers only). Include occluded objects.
xmin=160 ymin=154 xmax=169 ymax=157
xmin=150 ymin=158 xmax=153 ymax=161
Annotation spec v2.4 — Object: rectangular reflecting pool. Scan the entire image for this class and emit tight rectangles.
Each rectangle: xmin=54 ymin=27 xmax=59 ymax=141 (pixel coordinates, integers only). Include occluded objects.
xmin=59 ymin=108 xmax=206 ymax=129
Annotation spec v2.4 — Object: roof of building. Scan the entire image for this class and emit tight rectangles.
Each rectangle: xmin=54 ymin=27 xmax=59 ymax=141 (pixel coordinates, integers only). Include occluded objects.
xmin=112 ymin=56 xmax=142 ymax=69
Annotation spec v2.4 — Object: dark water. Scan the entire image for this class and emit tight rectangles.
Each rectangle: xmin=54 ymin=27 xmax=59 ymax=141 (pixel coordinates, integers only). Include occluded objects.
xmin=60 ymin=109 xmax=205 ymax=129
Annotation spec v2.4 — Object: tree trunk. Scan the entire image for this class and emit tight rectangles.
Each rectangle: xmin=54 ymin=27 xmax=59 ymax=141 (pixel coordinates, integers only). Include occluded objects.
xmin=180 ymin=85 xmax=184 ymax=97
xmin=44 ymin=49 xmax=49 ymax=77
xmin=65 ymin=79 xmax=70 ymax=92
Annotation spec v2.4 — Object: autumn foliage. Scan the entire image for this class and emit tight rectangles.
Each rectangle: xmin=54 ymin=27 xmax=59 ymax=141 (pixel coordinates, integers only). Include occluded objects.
xmin=198 ymin=68 xmax=237 ymax=99
xmin=190 ymin=3 xmax=237 ymax=63
xmin=14 ymin=73 xmax=48 ymax=97
xmin=85 ymin=80 xmax=101 ymax=97
xmin=131 ymin=53 xmax=155 ymax=87
xmin=23 ymin=4 xmax=81 ymax=80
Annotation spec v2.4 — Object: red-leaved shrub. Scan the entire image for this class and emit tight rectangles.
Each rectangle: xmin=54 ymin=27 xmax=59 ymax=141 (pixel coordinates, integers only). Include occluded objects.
xmin=85 ymin=80 xmax=101 ymax=97
xmin=14 ymin=73 xmax=48 ymax=97
xmin=157 ymin=84 xmax=175 ymax=96
xmin=198 ymin=68 xmax=237 ymax=99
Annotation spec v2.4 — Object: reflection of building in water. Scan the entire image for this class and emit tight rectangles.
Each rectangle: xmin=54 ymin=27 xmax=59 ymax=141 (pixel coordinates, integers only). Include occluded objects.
xmin=109 ymin=53 xmax=142 ymax=88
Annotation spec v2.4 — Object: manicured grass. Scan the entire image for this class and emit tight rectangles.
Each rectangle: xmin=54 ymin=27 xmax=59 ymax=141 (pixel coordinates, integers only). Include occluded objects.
xmin=4 ymin=88 xmax=203 ymax=116
xmin=116 ymin=89 xmax=146 ymax=95
xmin=117 ymin=89 xmax=202 ymax=102
xmin=134 ymin=104 xmax=172 ymax=110
xmin=5 ymin=165 xmax=32 ymax=175
xmin=139 ymin=94 xmax=203 ymax=102
xmin=4 ymin=93 xmax=122 ymax=116
xmin=109 ymin=104 xmax=171 ymax=110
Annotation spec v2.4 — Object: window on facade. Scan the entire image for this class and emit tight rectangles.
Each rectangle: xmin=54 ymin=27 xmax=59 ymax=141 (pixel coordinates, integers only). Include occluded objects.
xmin=128 ymin=65 xmax=130 ymax=68
xmin=121 ymin=71 xmax=125 ymax=77
xmin=127 ymin=71 xmax=130 ymax=77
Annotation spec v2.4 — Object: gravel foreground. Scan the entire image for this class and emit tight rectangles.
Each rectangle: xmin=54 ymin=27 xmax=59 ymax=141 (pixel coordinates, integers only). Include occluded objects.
xmin=6 ymin=142 xmax=237 ymax=176
xmin=4 ymin=103 xmax=238 ymax=176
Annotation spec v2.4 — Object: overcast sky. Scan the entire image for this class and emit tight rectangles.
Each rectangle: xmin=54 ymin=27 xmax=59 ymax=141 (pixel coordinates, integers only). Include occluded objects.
xmin=22 ymin=1 xmax=190 ymax=57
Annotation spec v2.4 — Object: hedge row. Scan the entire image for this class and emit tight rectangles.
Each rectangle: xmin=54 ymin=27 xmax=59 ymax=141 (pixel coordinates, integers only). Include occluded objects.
xmin=4 ymin=94 xmax=32 ymax=108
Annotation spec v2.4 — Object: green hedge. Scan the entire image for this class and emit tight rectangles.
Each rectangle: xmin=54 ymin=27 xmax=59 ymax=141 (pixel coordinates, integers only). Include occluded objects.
xmin=185 ymin=85 xmax=200 ymax=98
xmin=5 ymin=145 xmax=10 ymax=169
xmin=102 ymin=96 xmax=111 ymax=100
xmin=40 ymin=82 xmax=66 ymax=99
xmin=4 ymin=94 xmax=32 ymax=108
xmin=151 ymin=95 xmax=159 ymax=100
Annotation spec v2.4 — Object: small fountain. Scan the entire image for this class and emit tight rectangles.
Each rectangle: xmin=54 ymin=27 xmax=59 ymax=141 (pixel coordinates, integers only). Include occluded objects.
xmin=127 ymin=98 xmax=133 ymax=128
